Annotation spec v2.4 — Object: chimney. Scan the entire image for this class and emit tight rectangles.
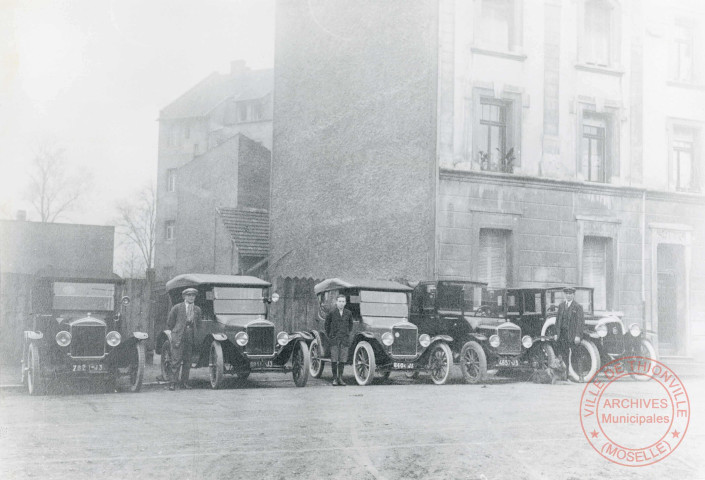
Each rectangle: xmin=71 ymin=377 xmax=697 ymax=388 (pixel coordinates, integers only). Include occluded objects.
xmin=230 ymin=60 xmax=248 ymax=76
xmin=16 ymin=210 xmax=26 ymax=221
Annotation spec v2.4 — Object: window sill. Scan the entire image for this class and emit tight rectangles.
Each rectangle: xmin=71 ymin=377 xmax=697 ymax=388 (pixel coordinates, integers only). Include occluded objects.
xmin=666 ymin=80 xmax=705 ymax=91
xmin=574 ymin=63 xmax=624 ymax=77
xmin=471 ymin=46 xmax=527 ymax=62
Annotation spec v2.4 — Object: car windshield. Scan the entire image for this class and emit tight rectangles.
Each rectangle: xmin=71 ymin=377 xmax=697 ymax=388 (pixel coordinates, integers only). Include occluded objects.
xmin=437 ymin=282 xmax=484 ymax=313
xmin=358 ymin=290 xmax=408 ymax=317
xmin=547 ymin=288 xmax=593 ymax=315
xmin=213 ymin=287 xmax=266 ymax=315
xmin=53 ymin=282 xmax=115 ymax=311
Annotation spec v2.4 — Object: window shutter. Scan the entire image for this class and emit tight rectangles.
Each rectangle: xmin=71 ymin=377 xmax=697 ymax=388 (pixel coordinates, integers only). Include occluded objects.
xmin=583 ymin=237 xmax=607 ymax=310
xmin=479 ymin=229 xmax=508 ymax=288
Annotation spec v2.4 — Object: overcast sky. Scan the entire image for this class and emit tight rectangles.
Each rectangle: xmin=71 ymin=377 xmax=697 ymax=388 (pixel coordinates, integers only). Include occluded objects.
xmin=0 ymin=0 xmax=275 ymax=225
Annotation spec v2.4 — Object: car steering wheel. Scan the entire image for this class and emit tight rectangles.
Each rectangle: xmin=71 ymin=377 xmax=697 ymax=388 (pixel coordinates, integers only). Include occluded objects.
xmin=474 ymin=305 xmax=491 ymax=317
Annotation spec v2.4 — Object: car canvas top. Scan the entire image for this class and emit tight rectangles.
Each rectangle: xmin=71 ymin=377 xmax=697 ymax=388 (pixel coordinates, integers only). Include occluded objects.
xmin=166 ymin=274 xmax=271 ymax=291
xmin=314 ymin=278 xmax=412 ymax=294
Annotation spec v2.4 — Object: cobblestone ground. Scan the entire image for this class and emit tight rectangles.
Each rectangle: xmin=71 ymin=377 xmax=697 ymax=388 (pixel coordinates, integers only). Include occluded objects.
xmin=0 ymin=365 xmax=703 ymax=480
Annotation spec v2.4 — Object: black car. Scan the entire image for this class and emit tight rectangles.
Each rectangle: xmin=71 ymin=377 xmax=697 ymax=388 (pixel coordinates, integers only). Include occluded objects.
xmin=307 ymin=278 xmax=454 ymax=385
xmin=155 ymin=274 xmax=311 ymax=389
xmin=410 ymin=280 xmax=552 ymax=383
xmin=21 ymin=274 xmax=147 ymax=395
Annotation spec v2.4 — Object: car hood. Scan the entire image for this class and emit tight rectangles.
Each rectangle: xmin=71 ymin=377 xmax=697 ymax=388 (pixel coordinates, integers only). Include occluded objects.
xmin=216 ymin=315 xmax=273 ymax=329
xmin=361 ymin=317 xmax=414 ymax=329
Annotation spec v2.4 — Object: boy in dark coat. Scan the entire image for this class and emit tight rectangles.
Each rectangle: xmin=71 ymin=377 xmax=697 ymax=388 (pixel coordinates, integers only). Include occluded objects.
xmin=325 ymin=294 xmax=353 ymax=386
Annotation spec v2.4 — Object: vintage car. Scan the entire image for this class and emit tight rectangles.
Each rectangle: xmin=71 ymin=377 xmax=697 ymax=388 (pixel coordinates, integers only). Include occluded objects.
xmin=409 ymin=280 xmax=553 ymax=384
xmin=307 ymin=278 xmax=454 ymax=385
xmin=21 ymin=274 xmax=147 ymax=395
xmin=539 ymin=287 xmax=656 ymax=380
xmin=155 ymin=274 xmax=311 ymax=389
xmin=506 ymin=287 xmax=601 ymax=382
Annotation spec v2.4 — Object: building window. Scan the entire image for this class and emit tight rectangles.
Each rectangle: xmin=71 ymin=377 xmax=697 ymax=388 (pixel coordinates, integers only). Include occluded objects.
xmin=165 ymin=221 xmax=175 ymax=241
xmin=672 ymin=127 xmax=699 ymax=192
xmin=478 ymin=229 xmax=510 ymax=288
xmin=166 ymin=169 xmax=177 ymax=193
xmin=472 ymin=88 xmax=520 ymax=172
xmin=579 ymin=0 xmax=620 ymax=68
xmin=581 ymin=116 xmax=607 ymax=183
xmin=476 ymin=0 xmax=521 ymax=52
xmin=673 ymin=23 xmax=694 ymax=82
xmin=582 ymin=236 xmax=610 ymax=311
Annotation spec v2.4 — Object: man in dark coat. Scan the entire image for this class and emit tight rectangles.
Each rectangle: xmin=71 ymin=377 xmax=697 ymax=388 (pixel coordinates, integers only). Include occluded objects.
xmin=166 ymin=287 xmax=201 ymax=390
xmin=325 ymin=294 xmax=353 ymax=386
xmin=555 ymin=287 xmax=585 ymax=379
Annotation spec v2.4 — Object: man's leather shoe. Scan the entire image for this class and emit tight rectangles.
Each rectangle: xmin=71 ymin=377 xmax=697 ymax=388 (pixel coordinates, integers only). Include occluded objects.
xmin=181 ymin=383 xmax=193 ymax=390
xmin=167 ymin=384 xmax=175 ymax=391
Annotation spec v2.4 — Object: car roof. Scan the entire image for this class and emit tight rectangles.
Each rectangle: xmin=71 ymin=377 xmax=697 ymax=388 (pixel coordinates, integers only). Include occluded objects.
xmin=166 ymin=273 xmax=271 ymax=291
xmin=314 ymin=278 xmax=412 ymax=294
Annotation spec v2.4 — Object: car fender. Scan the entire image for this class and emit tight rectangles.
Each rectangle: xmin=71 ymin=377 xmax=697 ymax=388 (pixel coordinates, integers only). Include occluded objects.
xmin=131 ymin=332 xmax=148 ymax=340
xmin=288 ymin=331 xmax=313 ymax=343
xmin=429 ymin=334 xmax=453 ymax=345
xmin=156 ymin=330 xmax=172 ymax=353
xmin=541 ymin=317 xmax=557 ymax=337
xmin=24 ymin=331 xmax=43 ymax=342
xmin=468 ymin=332 xmax=487 ymax=342
xmin=211 ymin=333 xmax=228 ymax=342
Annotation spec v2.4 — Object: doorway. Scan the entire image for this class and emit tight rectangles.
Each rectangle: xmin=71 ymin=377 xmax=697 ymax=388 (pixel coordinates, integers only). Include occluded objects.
xmin=656 ymin=244 xmax=686 ymax=356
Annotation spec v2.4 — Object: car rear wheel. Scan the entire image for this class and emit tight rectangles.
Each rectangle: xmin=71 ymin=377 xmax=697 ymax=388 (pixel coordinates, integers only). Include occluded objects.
xmin=628 ymin=339 xmax=657 ymax=381
xmin=308 ymin=337 xmax=325 ymax=378
xmin=209 ymin=341 xmax=225 ymax=389
xmin=460 ymin=341 xmax=487 ymax=384
xmin=428 ymin=342 xmax=453 ymax=385
xmin=27 ymin=343 xmax=46 ymax=396
xmin=292 ymin=339 xmax=310 ymax=387
xmin=160 ymin=340 xmax=172 ymax=382
xmin=529 ymin=343 xmax=556 ymax=370
xmin=353 ymin=341 xmax=376 ymax=386
xmin=127 ymin=341 xmax=145 ymax=393
xmin=568 ymin=339 xmax=600 ymax=383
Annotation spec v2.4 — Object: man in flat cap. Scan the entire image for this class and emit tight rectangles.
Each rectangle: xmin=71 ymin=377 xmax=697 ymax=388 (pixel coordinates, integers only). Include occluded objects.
xmin=555 ymin=287 xmax=584 ymax=379
xmin=166 ymin=287 xmax=201 ymax=390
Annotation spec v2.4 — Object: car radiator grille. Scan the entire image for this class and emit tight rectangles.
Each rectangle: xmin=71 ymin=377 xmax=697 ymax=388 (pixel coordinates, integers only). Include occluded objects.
xmin=497 ymin=328 xmax=521 ymax=355
xmin=70 ymin=325 xmax=106 ymax=357
xmin=602 ymin=325 xmax=625 ymax=355
xmin=246 ymin=325 xmax=274 ymax=355
xmin=391 ymin=327 xmax=417 ymax=356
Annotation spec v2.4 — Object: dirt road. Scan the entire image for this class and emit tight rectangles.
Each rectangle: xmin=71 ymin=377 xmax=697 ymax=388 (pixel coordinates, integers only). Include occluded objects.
xmin=1 ymin=368 xmax=703 ymax=479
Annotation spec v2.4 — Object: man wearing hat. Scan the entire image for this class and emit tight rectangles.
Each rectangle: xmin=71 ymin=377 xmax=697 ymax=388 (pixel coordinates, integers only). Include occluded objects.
xmin=555 ymin=287 xmax=585 ymax=377
xmin=166 ymin=287 xmax=201 ymax=390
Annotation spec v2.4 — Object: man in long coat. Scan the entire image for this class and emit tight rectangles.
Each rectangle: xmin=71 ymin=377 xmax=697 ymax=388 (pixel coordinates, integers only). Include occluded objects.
xmin=555 ymin=287 xmax=585 ymax=378
xmin=325 ymin=294 xmax=353 ymax=386
xmin=166 ymin=287 xmax=201 ymax=390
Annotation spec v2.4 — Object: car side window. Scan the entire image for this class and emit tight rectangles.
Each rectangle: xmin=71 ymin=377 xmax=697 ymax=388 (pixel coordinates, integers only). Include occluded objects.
xmin=422 ymin=285 xmax=436 ymax=312
xmin=507 ymin=293 xmax=520 ymax=315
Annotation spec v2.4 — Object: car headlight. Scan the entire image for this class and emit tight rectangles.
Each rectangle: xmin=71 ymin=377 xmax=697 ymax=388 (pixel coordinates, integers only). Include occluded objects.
xmin=277 ymin=331 xmax=290 ymax=346
xmin=418 ymin=334 xmax=431 ymax=348
xmin=489 ymin=334 xmax=500 ymax=348
xmin=629 ymin=323 xmax=641 ymax=337
xmin=235 ymin=331 xmax=249 ymax=346
xmin=56 ymin=331 xmax=71 ymax=347
xmin=106 ymin=331 xmax=121 ymax=347
xmin=521 ymin=335 xmax=533 ymax=349
xmin=596 ymin=324 xmax=608 ymax=338
xmin=381 ymin=332 xmax=394 ymax=346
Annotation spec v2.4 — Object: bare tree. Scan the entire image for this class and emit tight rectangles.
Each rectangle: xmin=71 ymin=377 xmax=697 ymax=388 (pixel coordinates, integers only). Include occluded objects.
xmin=115 ymin=182 xmax=157 ymax=271
xmin=25 ymin=143 xmax=91 ymax=222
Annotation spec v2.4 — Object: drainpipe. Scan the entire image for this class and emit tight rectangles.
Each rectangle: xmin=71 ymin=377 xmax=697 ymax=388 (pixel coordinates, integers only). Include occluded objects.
xmin=641 ymin=190 xmax=648 ymax=331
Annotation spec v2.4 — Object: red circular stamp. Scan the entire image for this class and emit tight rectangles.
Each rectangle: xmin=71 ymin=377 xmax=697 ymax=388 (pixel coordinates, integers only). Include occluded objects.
xmin=579 ymin=356 xmax=690 ymax=467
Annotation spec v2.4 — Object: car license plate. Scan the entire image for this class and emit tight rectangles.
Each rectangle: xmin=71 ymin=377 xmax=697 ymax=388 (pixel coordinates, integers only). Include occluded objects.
xmin=250 ymin=359 xmax=274 ymax=369
xmin=72 ymin=364 xmax=104 ymax=372
xmin=498 ymin=358 xmax=519 ymax=367
xmin=393 ymin=362 xmax=415 ymax=369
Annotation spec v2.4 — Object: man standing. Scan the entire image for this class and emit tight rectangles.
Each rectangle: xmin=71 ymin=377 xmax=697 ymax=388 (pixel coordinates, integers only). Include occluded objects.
xmin=325 ymin=294 xmax=353 ymax=386
xmin=555 ymin=287 xmax=584 ymax=379
xmin=166 ymin=287 xmax=201 ymax=390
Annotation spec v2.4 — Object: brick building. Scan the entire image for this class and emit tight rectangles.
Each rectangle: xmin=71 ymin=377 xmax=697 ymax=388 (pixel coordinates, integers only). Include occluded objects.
xmin=155 ymin=62 xmax=273 ymax=282
xmin=271 ymin=0 xmax=705 ymax=363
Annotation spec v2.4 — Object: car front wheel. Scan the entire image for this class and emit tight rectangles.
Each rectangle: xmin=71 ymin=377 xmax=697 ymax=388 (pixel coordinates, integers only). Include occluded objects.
xmin=292 ymin=339 xmax=310 ymax=387
xmin=568 ymin=339 xmax=600 ymax=383
xmin=353 ymin=341 xmax=376 ymax=386
xmin=308 ymin=337 xmax=325 ymax=378
xmin=628 ymin=338 xmax=657 ymax=381
xmin=428 ymin=342 xmax=453 ymax=385
xmin=27 ymin=343 xmax=46 ymax=396
xmin=128 ymin=341 xmax=145 ymax=393
xmin=460 ymin=341 xmax=487 ymax=384
xmin=209 ymin=341 xmax=225 ymax=389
